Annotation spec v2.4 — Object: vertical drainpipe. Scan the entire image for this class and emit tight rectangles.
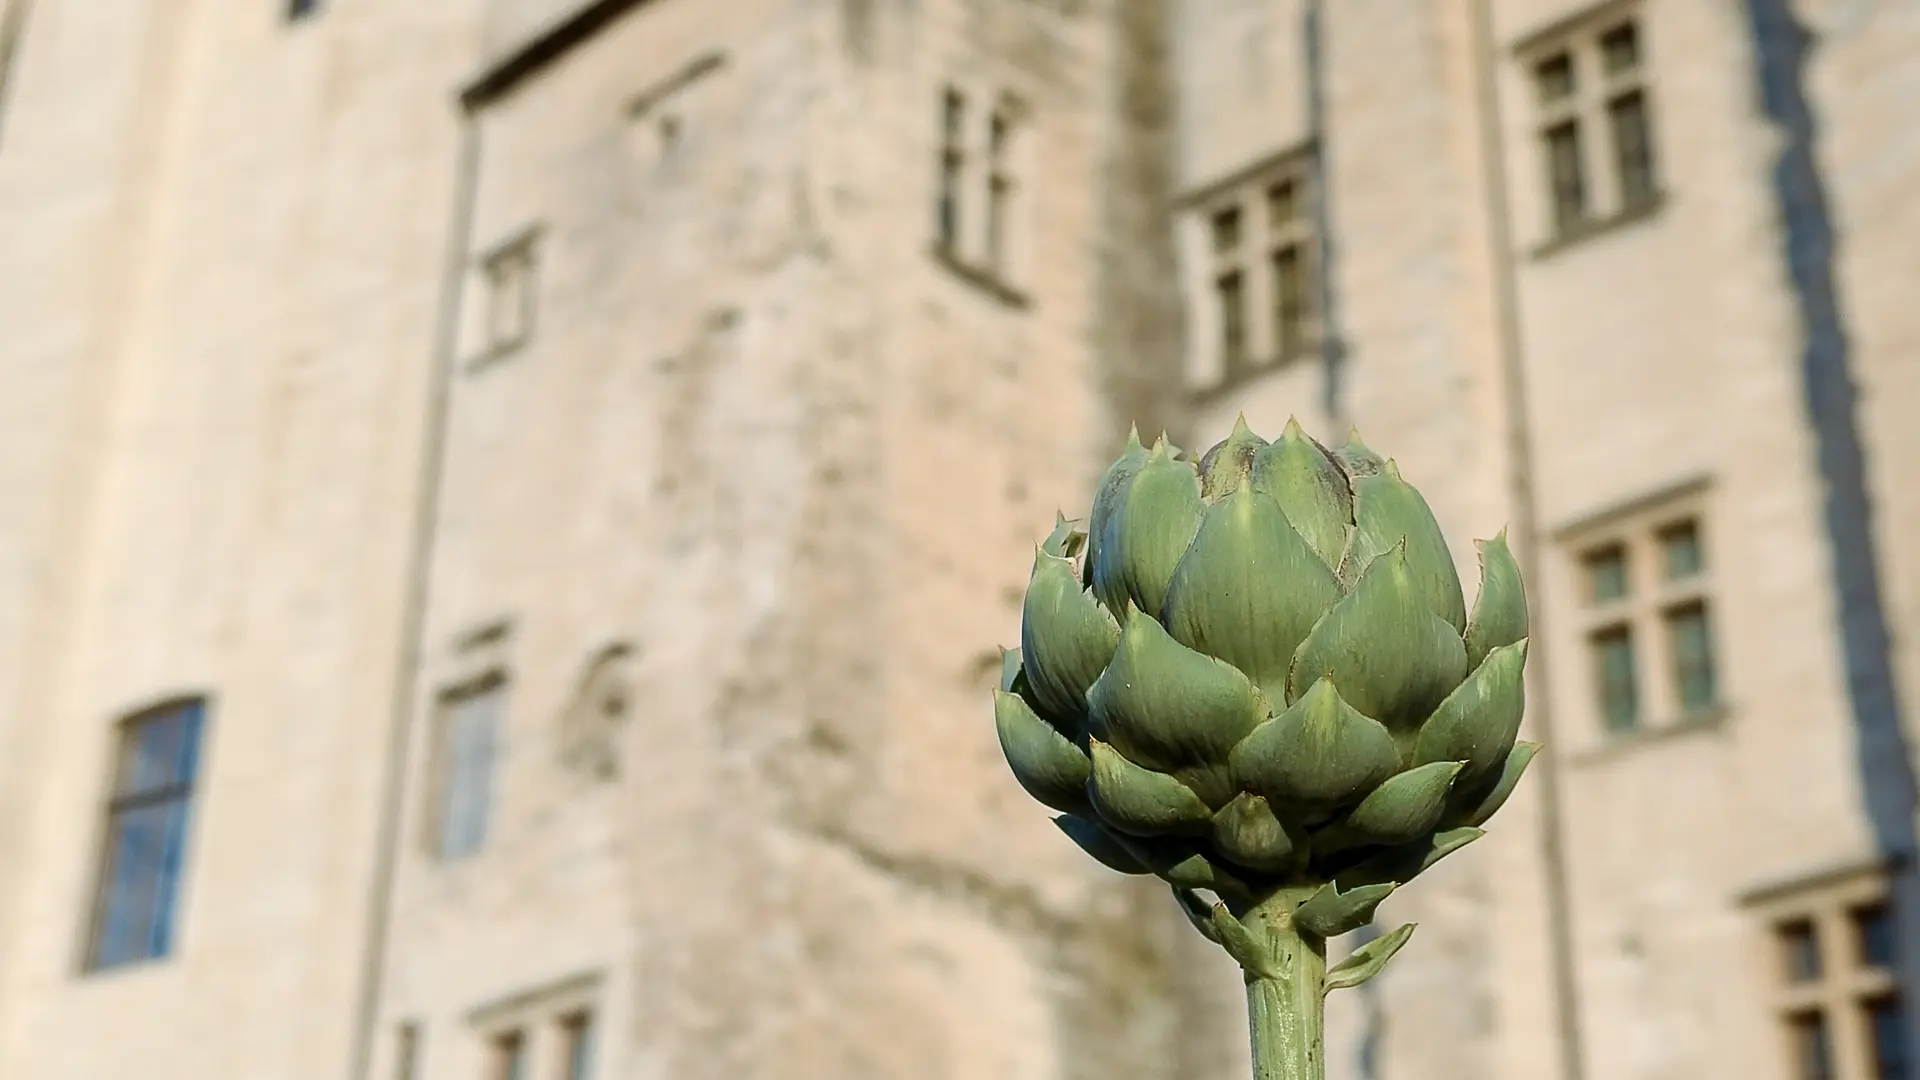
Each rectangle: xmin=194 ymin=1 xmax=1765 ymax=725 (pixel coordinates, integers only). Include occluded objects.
xmin=345 ymin=107 xmax=483 ymax=1080
xmin=1301 ymin=0 xmax=1347 ymax=424
xmin=1740 ymin=0 xmax=1920 ymax=1052
xmin=1466 ymin=4 xmax=1588 ymax=1080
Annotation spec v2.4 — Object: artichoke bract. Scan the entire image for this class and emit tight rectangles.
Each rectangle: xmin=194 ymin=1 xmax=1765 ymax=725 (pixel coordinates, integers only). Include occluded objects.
xmin=993 ymin=417 xmax=1535 ymax=1080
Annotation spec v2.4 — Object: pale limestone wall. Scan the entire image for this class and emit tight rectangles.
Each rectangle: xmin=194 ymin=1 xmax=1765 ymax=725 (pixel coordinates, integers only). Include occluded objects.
xmin=373 ymin=1 xmax=1228 ymax=1079
xmin=0 ymin=3 xmax=478 ymax=1079
xmin=5 ymin=2 xmax=1920 ymax=1080
xmin=1175 ymin=3 xmax=1551 ymax=1079
xmin=1491 ymin=4 xmax=1894 ymax=1080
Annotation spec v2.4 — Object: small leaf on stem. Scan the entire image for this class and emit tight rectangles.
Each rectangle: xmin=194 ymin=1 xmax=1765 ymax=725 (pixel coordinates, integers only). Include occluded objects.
xmin=1325 ymin=922 xmax=1417 ymax=993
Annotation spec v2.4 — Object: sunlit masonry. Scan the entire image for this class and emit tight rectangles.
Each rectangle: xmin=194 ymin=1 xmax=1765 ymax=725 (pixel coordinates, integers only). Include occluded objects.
xmin=1 ymin=2 xmax=1919 ymax=1080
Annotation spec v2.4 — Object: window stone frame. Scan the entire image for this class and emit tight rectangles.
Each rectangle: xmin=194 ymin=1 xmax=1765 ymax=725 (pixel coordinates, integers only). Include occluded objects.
xmin=1554 ymin=475 xmax=1724 ymax=757
xmin=1175 ymin=143 xmax=1321 ymax=400
xmin=1512 ymin=0 xmax=1664 ymax=257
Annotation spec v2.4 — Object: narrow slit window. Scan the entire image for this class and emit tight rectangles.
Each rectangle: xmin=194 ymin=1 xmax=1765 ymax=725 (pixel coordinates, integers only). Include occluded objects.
xmin=935 ymin=88 xmax=965 ymax=252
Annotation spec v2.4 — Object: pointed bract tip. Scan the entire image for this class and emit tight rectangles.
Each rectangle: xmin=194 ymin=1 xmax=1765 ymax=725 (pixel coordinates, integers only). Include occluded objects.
xmin=1125 ymin=424 xmax=1145 ymax=452
xmin=1383 ymin=458 xmax=1403 ymax=480
xmin=1282 ymin=416 xmax=1307 ymax=439
xmin=1231 ymin=412 xmax=1254 ymax=436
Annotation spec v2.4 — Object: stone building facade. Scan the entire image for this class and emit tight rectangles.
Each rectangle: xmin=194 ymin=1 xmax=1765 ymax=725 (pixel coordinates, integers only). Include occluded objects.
xmin=0 ymin=2 xmax=1916 ymax=1080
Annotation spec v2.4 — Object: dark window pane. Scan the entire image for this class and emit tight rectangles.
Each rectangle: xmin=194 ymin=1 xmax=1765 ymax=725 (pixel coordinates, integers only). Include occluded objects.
xmin=1856 ymin=903 xmax=1899 ymax=969
xmin=1591 ymin=625 xmax=1640 ymax=732
xmin=394 ymin=1023 xmax=421 ymax=1080
xmin=936 ymin=154 xmax=961 ymax=250
xmin=1610 ymin=90 xmax=1658 ymax=205
xmin=1665 ymin=602 xmax=1717 ymax=713
xmin=1217 ymin=271 xmax=1247 ymax=374
xmin=936 ymin=91 xmax=964 ymax=250
xmin=1267 ymin=179 xmax=1299 ymax=225
xmin=1790 ymin=1011 xmax=1834 ymax=1080
xmin=986 ymin=176 xmax=1011 ymax=272
xmin=1211 ymin=206 xmax=1242 ymax=254
xmin=1660 ymin=519 xmax=1703 ymax=579
xmin=1272 ymin=244 xmax=1308 ymax=359
xmin=1545 ymin=120 xmax=1587 ymax=232
xmin=493 ymin=1031 xmax=527 ymax=1080
xmin=1779 ymin=918 xmax=1822 ymax=982
xmin=1535 ymin=52 xmax=1575 ymax=102
xmin=1585 ymin=545 xmax=1629 ymax=604
xmin=563 ymin=1012 xmax=596 ymax=1080
xmin=1869 ymin=996 xmax=1910 ymax=1080
xmin=941 ymin=88 xmax=964 ymax=140
xmin=1601 ymin=22 xmax=1641 ymax=74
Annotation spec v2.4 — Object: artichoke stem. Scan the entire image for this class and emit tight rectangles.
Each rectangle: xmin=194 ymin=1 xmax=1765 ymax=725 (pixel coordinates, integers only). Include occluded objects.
xmin=1242 ymin=890 xmax=1327 ymax=1080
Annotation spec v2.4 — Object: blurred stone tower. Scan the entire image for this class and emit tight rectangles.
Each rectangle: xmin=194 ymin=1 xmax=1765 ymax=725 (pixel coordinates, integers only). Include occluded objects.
xmin=3 ymin=3 xmax=1920 ymax=1080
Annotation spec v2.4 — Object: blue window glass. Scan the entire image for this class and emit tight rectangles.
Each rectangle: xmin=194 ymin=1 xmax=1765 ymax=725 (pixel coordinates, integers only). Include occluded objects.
xmin=87 ymin=698 xmax=206 ymax=971
xmin=1869 ymin=996 xmax=1910 ymax=1080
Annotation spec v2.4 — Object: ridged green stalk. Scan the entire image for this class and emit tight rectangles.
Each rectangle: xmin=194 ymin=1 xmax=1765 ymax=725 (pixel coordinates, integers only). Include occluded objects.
xmin=992 ymin=417 xmax=1536 ymax=1078
xmin=1240 ymin=888 xmax=1325 ymax=1080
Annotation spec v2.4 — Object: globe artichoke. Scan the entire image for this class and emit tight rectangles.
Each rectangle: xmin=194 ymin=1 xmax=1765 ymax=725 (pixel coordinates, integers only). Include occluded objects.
xmin=993 ymin=417 xmax=1534 ymax=1080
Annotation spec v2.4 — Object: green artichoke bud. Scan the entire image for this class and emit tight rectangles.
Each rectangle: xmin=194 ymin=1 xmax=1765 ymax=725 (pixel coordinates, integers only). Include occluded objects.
xmin=993 ymin=416 xmax=1537 ymax=990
